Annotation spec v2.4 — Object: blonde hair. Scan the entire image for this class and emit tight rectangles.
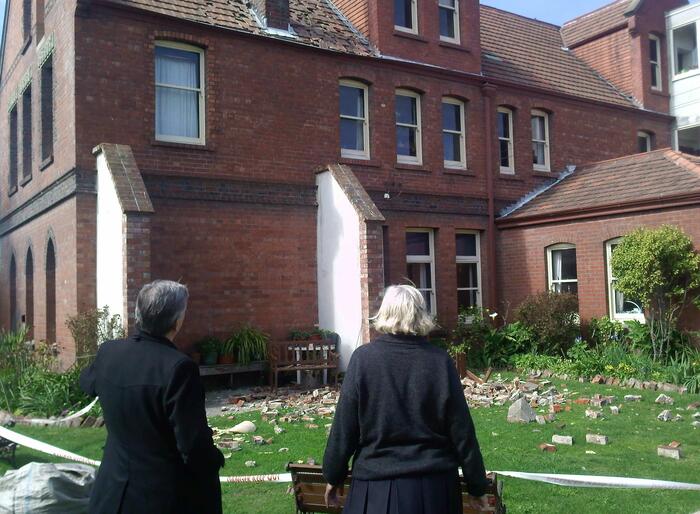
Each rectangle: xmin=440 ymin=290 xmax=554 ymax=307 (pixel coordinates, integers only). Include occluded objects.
xmin=372 ymin=285 xmax=436 ymax=336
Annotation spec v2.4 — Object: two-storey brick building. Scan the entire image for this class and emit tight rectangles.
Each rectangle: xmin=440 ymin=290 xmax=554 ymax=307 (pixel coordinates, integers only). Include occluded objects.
xmin=0 ymin=0 xmax=693 ymax=366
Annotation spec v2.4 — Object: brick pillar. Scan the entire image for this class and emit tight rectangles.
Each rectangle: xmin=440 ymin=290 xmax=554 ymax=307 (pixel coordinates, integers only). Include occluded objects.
xmin=123 ymin=213 xmax=153 ymax=333
xmin=359 ymin=220 xmax=385 ymax=343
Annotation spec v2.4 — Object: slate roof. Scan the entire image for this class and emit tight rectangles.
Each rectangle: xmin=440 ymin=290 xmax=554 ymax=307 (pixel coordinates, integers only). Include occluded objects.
xmin=501 ymin=150 xmax=700 ymax=220
xmin=561 ymin=0 xmax=631 ymax=48
xmin=480 ymin=6 xmax=634 ymax=107
xmin=92 ymin=143 xmax=155 ymax=213
xmin=101 ymin=0 xmax=374 ymax=56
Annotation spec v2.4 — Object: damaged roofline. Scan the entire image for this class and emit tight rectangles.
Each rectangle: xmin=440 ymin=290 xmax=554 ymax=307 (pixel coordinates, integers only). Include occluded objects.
xmin=499 ymin=166 xmax=577 ymax=219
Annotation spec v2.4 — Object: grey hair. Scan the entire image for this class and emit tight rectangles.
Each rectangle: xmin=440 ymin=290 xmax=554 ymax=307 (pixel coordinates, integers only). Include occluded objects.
xmin=135 ymin=280 xmax=189 ymax=337
xmin=372 ymin=285 xmax=435 ymax=336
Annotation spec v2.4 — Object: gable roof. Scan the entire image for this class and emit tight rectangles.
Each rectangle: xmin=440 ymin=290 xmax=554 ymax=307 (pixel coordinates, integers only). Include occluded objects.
xmin=561 ymin=0 xmax=631 ymax=48
xmin=480 ymin=5 xmax=635 ymax=107
xmin=500 ymin=150 xmax=700 ymax=223
xmin=100 ymin=0 xmax=374 ymax=56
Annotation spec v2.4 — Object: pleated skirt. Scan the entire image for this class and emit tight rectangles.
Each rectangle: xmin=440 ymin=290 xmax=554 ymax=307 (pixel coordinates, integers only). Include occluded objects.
xmin=342 ymin=470 xmax=462 ymax=514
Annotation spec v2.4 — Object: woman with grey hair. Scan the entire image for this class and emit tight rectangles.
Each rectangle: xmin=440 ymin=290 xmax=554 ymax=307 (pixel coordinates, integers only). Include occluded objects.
xmin=80 ymin=280 xmax=224 ymax=514
xmin=323 ymin=284 xmax=489 ymax=514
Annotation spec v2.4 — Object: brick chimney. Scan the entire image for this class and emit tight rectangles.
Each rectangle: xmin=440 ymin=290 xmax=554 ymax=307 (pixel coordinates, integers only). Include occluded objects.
xmin=251 ymin=0 xmax=290 ymax=30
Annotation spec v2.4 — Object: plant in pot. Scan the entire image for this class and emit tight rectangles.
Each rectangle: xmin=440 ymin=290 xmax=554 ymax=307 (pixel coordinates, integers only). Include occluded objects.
xmin=198 ymin=336 xmax=221 ymax=366
xmin=289 ymin=330 xmax=310 ymax=341
xmin=235 ymin=325 xmax=269 ymax=365
xmin=218 ymin=336 xmax=237 ymax=365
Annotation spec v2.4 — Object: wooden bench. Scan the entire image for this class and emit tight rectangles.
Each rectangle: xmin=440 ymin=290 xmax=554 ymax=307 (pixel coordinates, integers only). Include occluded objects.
xmin=198 ymin=361 xmax=267 ymax=387
xmin=267 ymin=339 xmax=339 ymax=390
xmin=287 ymin=463 xmax=506 ymax=514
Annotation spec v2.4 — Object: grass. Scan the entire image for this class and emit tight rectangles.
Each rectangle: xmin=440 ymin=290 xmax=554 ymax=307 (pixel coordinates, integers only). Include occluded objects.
xmin=1 ymin=378 xmax=699 ymax=513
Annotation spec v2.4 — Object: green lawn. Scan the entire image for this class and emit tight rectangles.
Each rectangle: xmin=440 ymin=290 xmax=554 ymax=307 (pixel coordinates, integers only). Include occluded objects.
xmin=1 ymin=378 xmax=699 ymax=513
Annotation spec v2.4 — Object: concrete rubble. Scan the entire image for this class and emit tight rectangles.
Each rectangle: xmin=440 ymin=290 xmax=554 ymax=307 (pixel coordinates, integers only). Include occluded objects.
xmin=655 ymin=394 xmax=674 ymax=405
xmin=508 ymin=398 xmax=537 ymax=424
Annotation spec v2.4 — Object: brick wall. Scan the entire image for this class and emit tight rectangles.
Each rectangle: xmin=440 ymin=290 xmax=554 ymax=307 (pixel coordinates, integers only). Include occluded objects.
xmin=571 ymin=30 xmax=633 ymax=98
xmin=497 ymin=206 xmax=700 ymax=329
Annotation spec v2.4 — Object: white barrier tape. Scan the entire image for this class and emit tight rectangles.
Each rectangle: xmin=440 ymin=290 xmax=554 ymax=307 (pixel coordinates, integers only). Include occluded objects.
xmin=0 ymin=426 xmax=101 ymax=467
xmin=2 ymin=426 xmax=700 ymax=490
xmin=490 ymin=471 xmax=700 ymax=491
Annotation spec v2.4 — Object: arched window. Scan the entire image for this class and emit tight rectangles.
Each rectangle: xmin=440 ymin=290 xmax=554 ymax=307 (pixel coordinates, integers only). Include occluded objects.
xmin=46 ymin=239 xmax=56 ymax=343
xmin=546 ymin=244 xmax=578 ymax=294
xmin=26 ymin=247 xmax=34 ymax=338
xmin=10 ymin=255 xmax=17 ymax=332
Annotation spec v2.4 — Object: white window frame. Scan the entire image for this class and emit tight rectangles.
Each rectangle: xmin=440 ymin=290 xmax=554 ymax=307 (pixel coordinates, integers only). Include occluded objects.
xmin=155 ymin=41 xmax=206 ymax=146
xmin=396 ymin=89 xmax=422 ymax=165
xmin=442 ymin=97 xmax=466 ymax=169
xmin=531 ymin=109 xmax=550 ymax=172
xmin=456 ymin=231 xmax=481 ymax=310
xmin=637 ymin=131 xmax=651 ymax=153
xmin=439 ymin=0 xmax=459 ymax=44
xmin=339 ymin=80 xmax=370 ymax=160
xmin=606 ymin=239 xmax=645 ymax=323
xmin=547 ymin=243 xmax=577 ymax=293
xmin=498 ymin=107 xmax=514 ymax=174
xmin=676 ymin=123 xmax=700 ymax=154
xmin=649 ymin=35 xmax=662 ymax=91
xmin=406 ymin=229 xmax=436 ymax=315
xmin=394 ymin=0 xmax=418 ymax=34
xmin=671 ymin=21 xmax=699 ymax=79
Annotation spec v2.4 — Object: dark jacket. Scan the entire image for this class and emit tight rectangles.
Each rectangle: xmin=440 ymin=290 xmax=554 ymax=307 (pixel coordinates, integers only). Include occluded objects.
xmin=80 ymin=331 xmax=224 ymax=514
xmin=322 ymin=334 xmax=488 ymax=497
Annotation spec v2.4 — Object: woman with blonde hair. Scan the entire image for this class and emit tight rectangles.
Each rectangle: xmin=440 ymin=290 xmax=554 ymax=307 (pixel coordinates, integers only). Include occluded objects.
xmin=323 ymin=284 xmax=488 ymax=514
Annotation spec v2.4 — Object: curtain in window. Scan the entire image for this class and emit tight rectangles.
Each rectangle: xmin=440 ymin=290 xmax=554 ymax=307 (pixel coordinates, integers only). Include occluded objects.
xmin=156 ymin=47 xmax=200 ymax=139
xmin=552 ymin=250 xmax=563 ymax=283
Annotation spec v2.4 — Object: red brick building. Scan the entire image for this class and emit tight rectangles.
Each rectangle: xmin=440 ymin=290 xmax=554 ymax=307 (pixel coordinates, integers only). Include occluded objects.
xmin=0 ymin=0 xmax=693 ymax=366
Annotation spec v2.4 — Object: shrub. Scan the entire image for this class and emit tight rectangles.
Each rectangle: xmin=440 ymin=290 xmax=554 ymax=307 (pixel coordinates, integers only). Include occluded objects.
xmin=66 ymin=306 xmax=125 ymax=361
xmin=611 ymin=226 xmax=700 ymax=361
xmin=587 ymin=317 xmax=626 ymax=348
xmin=515 ymin=292 xmax=579 ymax=355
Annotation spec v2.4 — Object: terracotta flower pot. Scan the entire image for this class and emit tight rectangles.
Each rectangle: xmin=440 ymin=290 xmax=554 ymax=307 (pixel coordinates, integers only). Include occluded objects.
xmin=218 ymin=354 xmax=235 ymax=365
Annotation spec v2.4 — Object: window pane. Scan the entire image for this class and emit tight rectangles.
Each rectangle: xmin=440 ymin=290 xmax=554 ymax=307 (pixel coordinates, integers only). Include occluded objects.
xmin=678 ymin=126 xmax=700 ymax=156
xmin=649 ymin=38 xmax=658 ymax=62
xmin=533 ymin=141 xmax=546 ymax=165
xmin=394 ymin=0 xmax=412 ymax=28
xmin=553 ymin=282 xmax=578 ymax=294
xmin=638 ymin=135 xmax=650 ymax=153
xmin=674 ymin=24 xmax=698 ymax=74
xmin=651 ymin=64 xmax=659 ymax=88
xmin=156 ymin=87 xmax=199 ymax=138
xmin=340 ymin=85 xmax=364 ymax=118
xmin=406 ymin=232 xmax=430 ymax=256
xmin=497 ymin=111 xmax=510 ymax=138
xmin=439 ymin=0 xmax=455 ymax=7
xmin=443 ymin=133 xmax=461 ymax=162
xmin=156 ymin=47 xmax=200 ymax=88
xmin=551 ymin=248 xmax=577 ymax=281
xmin=457 ymin=263 xmax=478 ymax=289
xmin=458 ymin=290 xmax=478 ymax=310
xmin=407 ymin=262 xmax=432 ymax=289
xmin=341 ymin=119 xmax=364 ymax=151
xmin=397 ymin=126 xmax=417 ymax=156
xmin=442 ymin=102 xmax=461 ymax=132
xmin=499 ymin=139 xmax=510 ymax=167
xmin=531 ymin=115 xmax=545 ymax=140
xmin=396 ymin=95 xmax=417 ymax=125
xmin=614 ymin=288 xmax=643 ymax=315
xmin=456 ymin=234 xmax=477 ymax=257
xmin=440 ymin=8 xmax=455 ymax=38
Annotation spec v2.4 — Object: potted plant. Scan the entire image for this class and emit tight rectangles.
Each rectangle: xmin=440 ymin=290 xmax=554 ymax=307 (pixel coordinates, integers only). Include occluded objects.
xmin=218 ymin=336 xmax=237 ymax=365
xmin=289 ymin=329 xmax=310 ymax=341
xmin=235 ymin=325 xmax=269 ymax=365
xmin=198 ymin=336 xmax=220 ymax=366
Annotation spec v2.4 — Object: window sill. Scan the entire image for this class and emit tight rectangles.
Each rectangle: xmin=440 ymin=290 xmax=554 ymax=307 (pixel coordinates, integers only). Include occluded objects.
xmin=395 ymin=163 xmax=430 ymax=173
xmin=533 ymin=170 xmax=553 ymax=177
xmin=443 ymin=168 xmax=475 ymax=177
xmin=438 ymin=41 xmax=470 ymax=53
xmin=40 ymin=155 xmax=54 ymax=171
xmin=649 ymin=89 xmax=670 ymax=98
xmin=21 ymin=36 xmax=32 ymax=55
xmin=20 ymin=174 xmax=32 ymax=187
xmin=8 ymin=185 xmax=18 ymax=197
xmin=393 ymin=30 xmax=429 ymax=43
xmin=151 ymin=139 xmax=214 ymax=152
xmin=339 ymin=157 xmax=381 ymax=168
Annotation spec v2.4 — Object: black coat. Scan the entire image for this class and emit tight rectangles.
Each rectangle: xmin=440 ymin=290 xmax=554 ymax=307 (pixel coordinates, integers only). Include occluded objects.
xmin=80 ymin=331 xmax=224 ymax=514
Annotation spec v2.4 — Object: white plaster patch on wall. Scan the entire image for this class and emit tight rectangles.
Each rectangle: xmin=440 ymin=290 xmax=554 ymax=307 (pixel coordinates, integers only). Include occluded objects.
xmin=316 ymin=171 xmax=363 ymax=371
xmin=96 ymin=153 xmax=125 ymax=323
